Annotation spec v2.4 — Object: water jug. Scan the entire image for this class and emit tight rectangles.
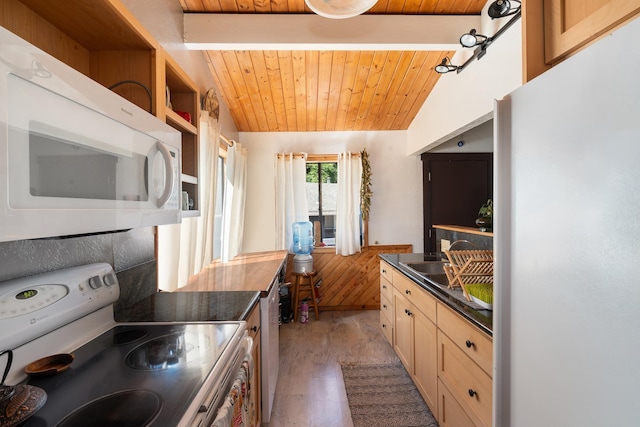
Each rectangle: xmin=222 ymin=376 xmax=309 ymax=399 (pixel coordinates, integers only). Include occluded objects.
xmin=292 ymin=221 xmax=313 ymax=255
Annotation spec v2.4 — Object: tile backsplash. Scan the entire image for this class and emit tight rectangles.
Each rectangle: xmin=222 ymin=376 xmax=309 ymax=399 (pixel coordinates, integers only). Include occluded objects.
xmin=435 ymin=228 xmax=493 ymax=252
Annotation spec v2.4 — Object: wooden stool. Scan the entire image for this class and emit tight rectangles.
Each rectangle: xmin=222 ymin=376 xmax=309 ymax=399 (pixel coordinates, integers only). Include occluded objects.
xmin=292 ymin=271 xmax=319 ymax=322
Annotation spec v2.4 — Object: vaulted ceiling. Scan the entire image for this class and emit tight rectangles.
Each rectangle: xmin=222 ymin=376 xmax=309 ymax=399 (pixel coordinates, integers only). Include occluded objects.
xmin=179 ymin=0 xmax=486 ymax=132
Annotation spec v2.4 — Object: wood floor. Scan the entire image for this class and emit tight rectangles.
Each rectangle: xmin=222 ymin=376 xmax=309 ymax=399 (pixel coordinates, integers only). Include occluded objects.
xmin=269 ymin=310 xmax=399 ymax=426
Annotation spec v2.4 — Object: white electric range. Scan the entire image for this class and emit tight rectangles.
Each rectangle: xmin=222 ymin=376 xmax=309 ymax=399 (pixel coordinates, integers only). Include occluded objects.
xmin=0 ymin=263 xmax=250 ymax=426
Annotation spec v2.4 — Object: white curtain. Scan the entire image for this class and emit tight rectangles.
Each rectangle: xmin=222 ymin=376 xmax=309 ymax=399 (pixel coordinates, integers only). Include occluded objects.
xmin=157 ymin=112 xmax=220 ymax=291
xmin=336 ymin=152 xmax=362 ymax=256
xmin=275 ymin=153 xmax=309 ymax=252
xmin=221 ymin=142 xmax=248 ymax=263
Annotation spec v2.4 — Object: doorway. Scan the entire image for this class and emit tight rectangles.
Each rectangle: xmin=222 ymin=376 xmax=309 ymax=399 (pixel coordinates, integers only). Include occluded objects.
xmin=421 ymin=153 xmax=493 ymax=252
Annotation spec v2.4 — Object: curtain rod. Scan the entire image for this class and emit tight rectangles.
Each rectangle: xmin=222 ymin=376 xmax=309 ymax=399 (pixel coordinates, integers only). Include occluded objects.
xmin=276 ymin=152 xmax=361 ymax=159
xmin=220 ymin=134 xmax=234 ymax=147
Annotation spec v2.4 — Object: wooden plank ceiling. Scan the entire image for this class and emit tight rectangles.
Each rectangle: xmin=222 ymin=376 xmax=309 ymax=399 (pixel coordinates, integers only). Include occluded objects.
xmin=179 ymin=0 xmax=486 ymax=132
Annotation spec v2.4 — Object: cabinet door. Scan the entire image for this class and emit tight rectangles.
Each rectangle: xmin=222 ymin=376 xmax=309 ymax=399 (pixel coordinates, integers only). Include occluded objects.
xmin=413 ymin=307 xmax=438 ymax=417
xmin=393 ymin=289 xmax=413 ymax=372
xmin=543 ymin=0 xmax=640 ymax=64
xmin=438 ymin=379 xmax=476 ymax=427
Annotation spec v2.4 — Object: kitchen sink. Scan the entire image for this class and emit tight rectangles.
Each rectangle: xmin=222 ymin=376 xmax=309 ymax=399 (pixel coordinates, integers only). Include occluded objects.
xmin=398 ymin=260 xmax=490 ymax=312
xmin=400 ymin=260 xmax=447 ymax=276
xmin=399 ymin=260 xmax=452 ymax=290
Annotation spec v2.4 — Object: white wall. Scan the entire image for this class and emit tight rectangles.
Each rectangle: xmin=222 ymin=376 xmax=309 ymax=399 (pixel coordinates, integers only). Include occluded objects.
xmin=240 ymin=131 xmax=423 ymax=253
xmin=407 ymin=4 xmax=522 ymax=155
xmin=430 ymin=119 xmax=493 ymax=153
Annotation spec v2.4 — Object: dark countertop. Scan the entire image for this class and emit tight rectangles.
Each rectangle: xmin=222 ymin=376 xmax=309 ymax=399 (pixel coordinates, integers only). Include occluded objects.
xmin=379 ymin=253 xmax=493 ymax=336
xmin=115 ymin=291 xmax=261 ymax=322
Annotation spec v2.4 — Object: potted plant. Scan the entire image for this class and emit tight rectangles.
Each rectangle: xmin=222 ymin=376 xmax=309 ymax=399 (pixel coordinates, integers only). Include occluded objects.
xmin=475 ymin=199 xmax=493 ymax=231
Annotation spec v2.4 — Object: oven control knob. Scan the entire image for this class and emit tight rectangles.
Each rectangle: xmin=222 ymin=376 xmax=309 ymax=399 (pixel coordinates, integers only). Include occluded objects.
xmin=103 ymin=272 xmax=118 ymax=287
xmin=88 ymin=275 xmax=103 ymax=290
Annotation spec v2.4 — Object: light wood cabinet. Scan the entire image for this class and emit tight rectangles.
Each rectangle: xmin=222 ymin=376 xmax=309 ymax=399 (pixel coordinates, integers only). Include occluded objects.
xmin=381 ymin=259 xmax=493 ymax=427
xmin=437 ymin=329 xmax=492 ymax=427
xmin=437 ymin=304 xmax=492 ymax=427
xmin=390 ymin=269 xmax=438 ymax=417
xmin=379 ymin=261 xmax=394 ymax=345
xmin=437 ymin=304 xmax=492 ymax=376
xmin=437 ymin=378 xmax=476 ymax=427
xmin=0 ymin=0 xmax=200 ymax=215
xmin=543 ymin=0 xmax=640 ymax=64
xmin=380 ymin=259 xmax=393 ymax=283
xmin=413 ymin=303 xmax=439 ymax=414
xmin=524 ymin=0 xmax=640 ymax=81
xmin=246 ymin=304 xmax=262 ymax=427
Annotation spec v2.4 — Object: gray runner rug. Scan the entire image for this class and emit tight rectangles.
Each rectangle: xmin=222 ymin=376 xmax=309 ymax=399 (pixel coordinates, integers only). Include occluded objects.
xmin=341 ymin=361 xmax=439 ymax=427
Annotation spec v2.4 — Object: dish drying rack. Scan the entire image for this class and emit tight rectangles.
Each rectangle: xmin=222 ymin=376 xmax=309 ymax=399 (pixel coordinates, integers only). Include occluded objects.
xmin=443 ymin=240 xmax=494 ymax=301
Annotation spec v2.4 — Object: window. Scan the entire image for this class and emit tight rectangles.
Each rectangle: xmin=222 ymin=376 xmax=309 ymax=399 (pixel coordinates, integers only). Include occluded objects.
xmin=306 ymin=161 xmax=337 ymax=246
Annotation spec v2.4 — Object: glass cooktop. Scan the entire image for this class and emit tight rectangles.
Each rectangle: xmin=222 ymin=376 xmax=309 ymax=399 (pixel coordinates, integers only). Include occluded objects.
xmin=22 ymin=322 xmax=243 ymax=427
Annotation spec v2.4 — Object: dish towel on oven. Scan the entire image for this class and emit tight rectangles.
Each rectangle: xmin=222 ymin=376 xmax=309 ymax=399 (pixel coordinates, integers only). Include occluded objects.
xmin=212 ymin=353 xmax=253 ymax=427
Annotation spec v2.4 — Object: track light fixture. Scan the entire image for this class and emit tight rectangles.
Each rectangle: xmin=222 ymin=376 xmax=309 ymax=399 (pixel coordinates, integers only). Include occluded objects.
xmin=487 ymin=0 xmax=521 ymax=19
xmin=459 ymin=29 xmax=488 ymax=48
xmin=438 ymin=0 xmax=522 ymax=75
xmin=434 ymin=58 xmax=460 ymax=74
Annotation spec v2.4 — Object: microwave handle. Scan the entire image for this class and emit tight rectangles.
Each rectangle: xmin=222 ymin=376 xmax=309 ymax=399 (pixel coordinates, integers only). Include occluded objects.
xmin=155 ymin=141 xmax=174 ymax=208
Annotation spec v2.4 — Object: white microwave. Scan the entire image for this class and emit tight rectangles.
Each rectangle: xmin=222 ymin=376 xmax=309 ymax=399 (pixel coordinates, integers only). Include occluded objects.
xmin=0 ymin=27 xmax=181 ymax=242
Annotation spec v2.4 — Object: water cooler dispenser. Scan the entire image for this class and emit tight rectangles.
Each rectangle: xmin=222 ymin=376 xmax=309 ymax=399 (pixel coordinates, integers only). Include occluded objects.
xmin=292 ymin=221 xmax=313 ymax=273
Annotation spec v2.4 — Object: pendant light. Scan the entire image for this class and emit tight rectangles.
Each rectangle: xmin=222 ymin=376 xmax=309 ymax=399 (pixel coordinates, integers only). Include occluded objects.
xmin=304 ymin=0 xmax=377 ymax=19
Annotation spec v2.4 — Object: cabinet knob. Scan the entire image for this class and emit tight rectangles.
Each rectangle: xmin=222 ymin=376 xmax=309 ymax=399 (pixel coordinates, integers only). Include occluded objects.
xmin=383 ymin=304 xmax=387 ymax=309
xmin=251 ymin=326 xmax=258 ymax=332
xmin=404 ymin=308 xmax=412 ymax=316
xmin=382 ymin=323 xmax=387 ymax=328
xmin=382 ymin=284 xmax=387 ymax=289
xmin=468 ymin=389 xmax=477 ymax=397
xmin=465 ymin=340 xmax=475 ymax=349
xmin=405 ymin=289 xmax=411 ymax=295
xmin=198 ymin=405 xmax=208 ymax=413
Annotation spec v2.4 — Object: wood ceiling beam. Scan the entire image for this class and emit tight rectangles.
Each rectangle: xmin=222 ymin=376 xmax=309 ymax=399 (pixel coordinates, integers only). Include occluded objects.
xmin=184 ymin=14 xmax=482 ymax=51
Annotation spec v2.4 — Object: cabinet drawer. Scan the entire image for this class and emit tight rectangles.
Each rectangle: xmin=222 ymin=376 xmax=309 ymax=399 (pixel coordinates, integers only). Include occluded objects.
xmin=438 ymin=330 xmax=492 ymax=427
xmin=246 ymin=303 xmax=261 ymax=340
xmin=438 ymin=379 xmax=475 ymax=427
xmin=379 ymin=310 xmax=393 ymax=345
xmin=437 ymin=303 xmax=492 ymax=375
xmin=393 ymin=271 xmax=436 ymax=323
xmin=380 ymin=260 xmax=393 ymax=283
xmin=380 ymin=275 xmax=393 ymax=302
xmin=380 ymin=293 xmax=393 ymax=324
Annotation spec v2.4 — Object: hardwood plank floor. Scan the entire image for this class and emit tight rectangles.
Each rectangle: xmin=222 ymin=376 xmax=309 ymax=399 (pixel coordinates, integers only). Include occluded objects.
xmin=269 ymin=310 xmax=399 ymax=426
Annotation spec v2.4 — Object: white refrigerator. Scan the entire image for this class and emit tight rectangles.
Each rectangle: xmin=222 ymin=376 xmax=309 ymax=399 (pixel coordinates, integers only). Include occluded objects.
xmin=494 ymin=16 xmax=640 ymax=427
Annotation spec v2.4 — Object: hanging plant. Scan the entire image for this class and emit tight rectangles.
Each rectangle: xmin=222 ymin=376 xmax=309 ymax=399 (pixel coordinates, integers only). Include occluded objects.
xmin=360 ymin=148 xmax=372 ymax=221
